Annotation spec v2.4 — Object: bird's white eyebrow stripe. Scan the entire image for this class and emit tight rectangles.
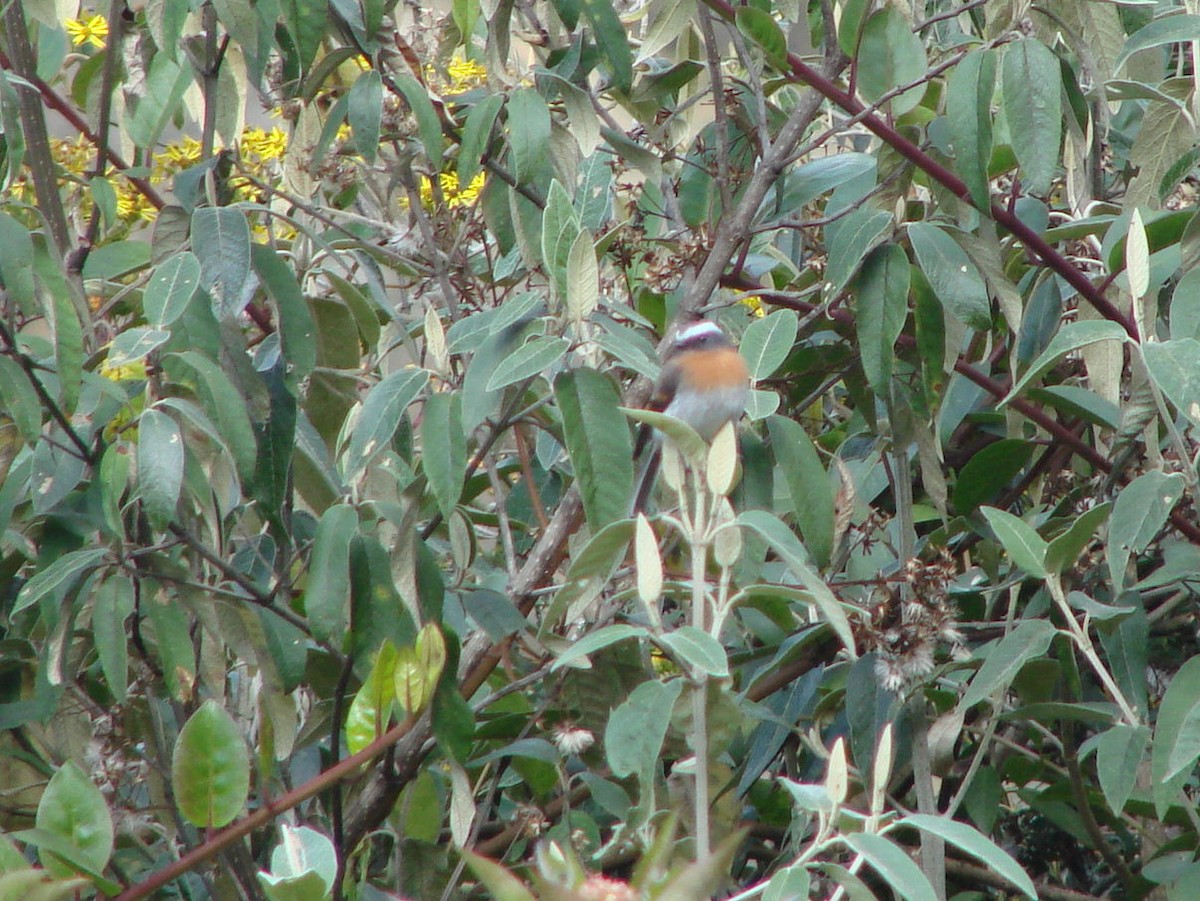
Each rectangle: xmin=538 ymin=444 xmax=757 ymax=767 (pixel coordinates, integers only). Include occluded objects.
xmin=675 ymin=321 xmax=723 ymax=344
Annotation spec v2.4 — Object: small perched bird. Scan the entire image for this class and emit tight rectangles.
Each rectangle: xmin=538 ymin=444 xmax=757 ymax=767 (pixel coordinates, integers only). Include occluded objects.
xmin=633 ymin=319 xmax=750 ymax=511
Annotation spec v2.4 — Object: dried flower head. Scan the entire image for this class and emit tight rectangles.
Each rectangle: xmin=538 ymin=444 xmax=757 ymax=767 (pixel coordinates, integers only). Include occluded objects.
xmin=861 ymin=551 xmax=963 ymax=691
xmin=552 ymin=724 xmax=595 ymax=756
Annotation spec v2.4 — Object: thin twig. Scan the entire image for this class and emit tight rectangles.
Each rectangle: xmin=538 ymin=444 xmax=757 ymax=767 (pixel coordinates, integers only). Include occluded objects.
xmin=0 ymin=318 xmax=97 ymax=463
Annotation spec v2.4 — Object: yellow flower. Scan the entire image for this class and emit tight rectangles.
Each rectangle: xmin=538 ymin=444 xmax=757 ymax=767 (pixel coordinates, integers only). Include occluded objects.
xmin=241 ymin=126 xmax=288 ymax=162
xmin=65 ymin=14 xmax=108 ymax=49
xmin=418 ymin=171 xmax=486 ymax=208
xmin=445 ymin=57 xmax=487 ymax=94
xmin=425 ymin=56 xmax=488 ymax=96
xmin=740 ymin=295 xmax=766 ymax=317
xmin=153 ymin=136 xmax=203 ymax=177
xmin=117 ymin=188 xmax=157 ymax=222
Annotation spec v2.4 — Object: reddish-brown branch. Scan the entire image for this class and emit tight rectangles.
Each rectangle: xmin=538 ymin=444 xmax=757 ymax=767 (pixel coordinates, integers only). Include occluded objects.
xmin=757 ymin=287 xmax=1200 ymax=544
xmin=697 ymin=0 xmax=1137 ymax=340
xmin=109 ymin=715 xmax=420 ymax=900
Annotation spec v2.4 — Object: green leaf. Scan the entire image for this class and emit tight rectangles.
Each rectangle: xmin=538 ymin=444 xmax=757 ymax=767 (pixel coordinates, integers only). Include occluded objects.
xmin=347 ymin=70 xmax=383 ymax=164
xmin=1170 ymin=267 xmax=1200 ymax=340
xmin=1095 ymin=724 xmax=1150 ymax=814
xmin=506 ymin=87 xmax=551 ymax=185
xmin=92 ymin=574 xmax=134 ymax=703
xmin=345 ymin=641 xmax=398 ymax=755
xmin=947 ymin=48 xmax=996 ymax=211
xmin=960 ymin=619 xmax=1056 ymax=709
xmin=172 ymin=700 xmax=251 ymax=828
xmin=138 ymin=408 xmax=184 ymax=530
xmin=146 ymin=590 xmax=195 ymax=700
xmin=766 ymin=416 xmax=833 ymax=568
xmin=191 ymin=207 xmax=256 ymax=319
xmin=251 ymin=243 xmax=317 ymax=384
xmin=44 ymin=258 xmax=83 ymax=413
xmin=460 ymin=848 xmax=537 ymax=901
xmin=551 ymin=623 xmax=647 ymax=671
xmin=459 ymin=93 xmax=504 ymax=184
xmin=1143 ymin=338 xmax=1200 ymax=425
xmin=1005 ymin=320 xmax=1128 ymax=402
xmin=0 ymin=356 xmax=40 ymax=442
xmin=1001 ymin=38 xmax=1062 ymax=196
xmin=421 ymin=391 xmax=467 ymax=519
xmin=0 ymin=212 xmax=36 ymax=313
xmin=10 ymin=830 xmax=117 ymax=894
xmin=35 ymin=762 xmax=113 ymax=880
xmin=1045 ymin=502 xmax=1112 ymax=576
xmin=843 ymin=833 xmax=936 ymax=901
xmin=736 ymin=510 xmax=856 ymax=655
xmin=281 ymin=0 xmax=327 ymax=71
xmin=856 ymin=7 xmax=928 ymax=115
xmin=636 ymin=0 xmax=695 ymax=63
xmin=212 ymin=0 xmax=257 ymax=53
xmin=580 ymin=0 xmax=633 ymax=93
xmin=656 ymin=627 xmax=729 ymax=677
xmin=126 ymin=54 xmax=191 ymax=148
xmin=740 ymin=309 xmax=799 ymax=381
xmin=541 ymin=180 xmax=581 ymax=302
xmin=143 ymin=251 xmax=200 ymax=327
xmin=103 ymin=328 xmax=165 ymax=374
xmin=605 ymin=678 xmax=683 ymax=778
xmin=891 ymin=815 xmax=1037 ymax=898
xmin=1115 ymin=14 xmax=1200 ymax=73
xmin=826 ymin=208 xmax=892 ymax=296
xmin=486 ymin=335 xmax=569 ymax=391
xmin=836 ymin=0 xmax=871 ymax=56
xmin=13 ymin=548 xmax=109 ymax=616
xmin=907 ymin=222 xmax=991 ymax=330
xmin=1027 ymin=385 xmax=1120 ymax=430
xmin=736 ymin=7 xmax=788 ymax=69
xmin=980 ymin=506 xmax=1048 ymax=577
xmin=1108 ymin=470 xmax=1186 ymax=590
xmin=259 ymin=825 xmax=338 ymax=899
xmin=855 ymin=244 xmax=910 ymax=394
xmin=557 ymin=518 xmax=636 ymax=582
xmin=165 ymin=350 xmax=258 ymax=481
xmin=1126 ymin=209 xmax=1151 ymax=299
xmin=1153 ymin=656 xmax=1200 ymax=816
xmin=395 ymin=624 xmax=446 ymax=714
xmin=621 ymin=408 xmax=706 ymax=464
xmin=305 ymin=503 xmax=357 ymax=642
xmin=566 ymin=229 xmax=598 ymax=326
xmin=554 ymin=369 xmax=633 ymax=530
xmin=764 ymin=865 xmax=810 ymax=901
xmin=342 ymin=368 xmax=429 ymax=482
xmin=789 ymin=153 xmax=876 ymax=207
xmin=953 ymin=439 xmax=1033 ymax=515
xmin=392 ymin=73 xmax=443 ymax=167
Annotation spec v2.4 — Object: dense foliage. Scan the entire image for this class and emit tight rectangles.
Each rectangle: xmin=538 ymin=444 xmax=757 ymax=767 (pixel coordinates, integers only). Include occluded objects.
xmin=4 ymin=0 xmax=1200 ymax=897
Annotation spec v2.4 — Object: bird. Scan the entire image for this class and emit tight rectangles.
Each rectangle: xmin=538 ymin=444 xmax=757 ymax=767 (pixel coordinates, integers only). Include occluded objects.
xmin=632 ymin=319 xmax=750 ymax=512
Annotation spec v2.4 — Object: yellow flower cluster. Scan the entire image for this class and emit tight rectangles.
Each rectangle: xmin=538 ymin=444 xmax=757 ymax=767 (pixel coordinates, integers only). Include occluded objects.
xmin=65 ymin=14 xmax=108 ymax=49
xmin=152 ymin=135 xmax=203 ymax=178
xmin=117 ymin=190 xmax=157 ymax=223
xmin=444 ymin=57 xmax=488 ymax=94
xmin=425 ymin=56 xmax=488 ymax=96
xmin=418 ymin=170 xmax=487 ymax=209
xmin=240 ymin=127 xmax=289 ymax=163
